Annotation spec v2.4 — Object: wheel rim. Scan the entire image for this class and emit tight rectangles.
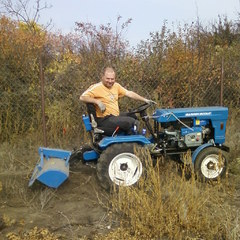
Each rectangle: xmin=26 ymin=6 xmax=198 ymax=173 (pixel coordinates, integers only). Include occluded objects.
xmin=108 ymin=153 xmax=143 ymax=187
xmin=200 ymin=154 xmax=224 ymax=179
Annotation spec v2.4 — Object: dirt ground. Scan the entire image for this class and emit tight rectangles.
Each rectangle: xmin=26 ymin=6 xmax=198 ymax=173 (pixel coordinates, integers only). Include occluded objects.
xmin=0 ymin=156 xmax=113 ymax=239
xmin=0 ymin=141 xmax=240 ymax=239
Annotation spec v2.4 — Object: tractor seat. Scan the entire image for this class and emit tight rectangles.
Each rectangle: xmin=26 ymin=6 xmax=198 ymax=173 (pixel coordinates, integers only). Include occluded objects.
xmin=86 ymin=103 xmax=116 ymax=136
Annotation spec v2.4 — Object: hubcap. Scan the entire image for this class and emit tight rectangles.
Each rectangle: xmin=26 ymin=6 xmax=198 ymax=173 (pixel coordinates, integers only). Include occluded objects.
xmin=120 ymin=163 xmax=128 ymax=171
xmin=108 ymin=153 xmax=143 ymax=187
xmin=201 ymin=154 xmax=224 ymax=179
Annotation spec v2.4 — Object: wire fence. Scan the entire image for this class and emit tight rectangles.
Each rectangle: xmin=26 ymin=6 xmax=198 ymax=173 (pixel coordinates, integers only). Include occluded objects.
xmin=1 ymin=58 xmax=239 ymax=146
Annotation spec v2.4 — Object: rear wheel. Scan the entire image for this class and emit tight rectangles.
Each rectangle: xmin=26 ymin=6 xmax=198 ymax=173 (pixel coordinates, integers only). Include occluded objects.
xmin=194 ymin=147 xmax=228 ymax=181
xmin=97 ymin=143 xmax=147 ymax=190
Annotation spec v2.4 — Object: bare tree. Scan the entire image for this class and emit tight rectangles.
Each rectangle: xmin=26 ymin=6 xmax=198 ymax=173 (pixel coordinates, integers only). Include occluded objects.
xmin=0 ymin=0 xmax=52 ymax=31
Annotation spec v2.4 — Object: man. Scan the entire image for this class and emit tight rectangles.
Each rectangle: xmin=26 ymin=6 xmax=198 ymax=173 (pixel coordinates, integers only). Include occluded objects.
xmin=80 ymin=67 xmax=155 ymax=135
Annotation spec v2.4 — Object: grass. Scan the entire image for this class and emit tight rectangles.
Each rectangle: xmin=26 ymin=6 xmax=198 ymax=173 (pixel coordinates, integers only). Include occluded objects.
xmin=226 ymin=107 xmax=240 ymax=160
xmin=0 ymin=108 xmax=239 ymax=239
xmin=96 ymin=152 xmax=240 ymax=240
xmin=5 ymin=227 xmax=61 ymax=240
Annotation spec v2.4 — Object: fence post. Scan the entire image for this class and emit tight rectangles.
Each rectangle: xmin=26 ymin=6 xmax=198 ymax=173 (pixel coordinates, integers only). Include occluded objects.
xmin=39 ymin=55 xmax=48 ymax=147
xmin=220 ymin=56 xmax=224 ymax=106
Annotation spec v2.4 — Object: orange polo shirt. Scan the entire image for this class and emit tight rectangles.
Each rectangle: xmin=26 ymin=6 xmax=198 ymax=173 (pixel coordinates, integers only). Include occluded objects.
xmin=81 ymin=82 xmax=127 ymax=117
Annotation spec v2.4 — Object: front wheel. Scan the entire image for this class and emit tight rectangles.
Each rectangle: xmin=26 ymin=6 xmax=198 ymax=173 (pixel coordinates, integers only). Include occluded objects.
xmin=194 ymin=147 xmax=228 ymax=181
xmin=96 ymin=143 xmax=148 ymax=190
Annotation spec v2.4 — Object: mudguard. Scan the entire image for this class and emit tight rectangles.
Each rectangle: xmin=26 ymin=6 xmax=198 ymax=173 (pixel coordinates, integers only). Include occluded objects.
xmin=191 ymin=143 xmax=213 ymax=163
xmin=98 ymin=135 xmax=151 ymax=149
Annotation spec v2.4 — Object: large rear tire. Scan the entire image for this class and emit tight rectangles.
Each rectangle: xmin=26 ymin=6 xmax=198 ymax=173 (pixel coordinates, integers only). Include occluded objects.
xmin=194 ymin=147 xmax=228 ymax=181
xmin=97 ymin=143 xmax=148 ymax=190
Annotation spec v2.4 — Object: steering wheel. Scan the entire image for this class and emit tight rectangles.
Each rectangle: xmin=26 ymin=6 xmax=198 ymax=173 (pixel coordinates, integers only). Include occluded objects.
xmin=128 ymin=102 xmax=153 ymax=114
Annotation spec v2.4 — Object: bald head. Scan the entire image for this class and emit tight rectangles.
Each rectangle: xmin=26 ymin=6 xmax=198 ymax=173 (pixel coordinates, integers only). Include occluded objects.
xmin=102 ymin=67 xmax=116 ymax=89
xmin=103 ymin=67 xmax=115 ymax=75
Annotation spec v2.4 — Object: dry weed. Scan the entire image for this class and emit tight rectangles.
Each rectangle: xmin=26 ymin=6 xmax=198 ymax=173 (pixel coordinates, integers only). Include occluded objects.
xmin=226 ymin=107 xmax=240 ymax=159
xmin=106 ymin=153 xmax=240 ymax=240
xmin=39 ymin=188 xmax=57 ymax=211
xmin=3 ymin=214 xmax=16 ymax=227
xmin=5 ymin=226 xmax=61 ymax=240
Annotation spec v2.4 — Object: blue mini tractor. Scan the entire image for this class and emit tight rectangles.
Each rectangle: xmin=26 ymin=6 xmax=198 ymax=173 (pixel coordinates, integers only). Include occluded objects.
xmin=29 ymin=103 xmax=229 ymax=190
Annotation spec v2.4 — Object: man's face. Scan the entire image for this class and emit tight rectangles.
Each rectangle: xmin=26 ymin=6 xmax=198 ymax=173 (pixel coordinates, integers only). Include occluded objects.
xmin=102 ymin=71 xmax=115 ymax=89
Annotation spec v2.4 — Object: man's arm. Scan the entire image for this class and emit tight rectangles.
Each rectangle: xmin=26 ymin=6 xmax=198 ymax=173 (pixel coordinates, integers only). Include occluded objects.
xmin=125 ymin=90 xmax=148 ymax=102
xmin=125 ymin=90 xmax=157 ymax=104
xmin=80 ymin=95 xmax=99 ymax=105
xmin=80 ymin=95 xmax=106 ymax=113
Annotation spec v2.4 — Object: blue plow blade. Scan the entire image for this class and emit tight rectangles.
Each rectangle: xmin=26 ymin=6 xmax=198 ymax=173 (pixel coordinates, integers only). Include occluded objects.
xmin=28 ymin=147 xmax=72 ymax=188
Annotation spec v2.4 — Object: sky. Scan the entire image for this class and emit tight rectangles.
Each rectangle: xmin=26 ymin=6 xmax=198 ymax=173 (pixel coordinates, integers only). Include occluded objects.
xmin=38 ymin=0 xmax=240 ymax=47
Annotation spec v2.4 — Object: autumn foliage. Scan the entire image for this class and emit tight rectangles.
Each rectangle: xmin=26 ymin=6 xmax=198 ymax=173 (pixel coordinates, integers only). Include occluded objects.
xmin=0 ymin=15 xmax=239 ymax=144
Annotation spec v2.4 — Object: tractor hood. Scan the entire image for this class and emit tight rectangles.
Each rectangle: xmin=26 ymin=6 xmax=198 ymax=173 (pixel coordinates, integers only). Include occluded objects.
xmin=153 ymin=106 xmax=228 ymax=122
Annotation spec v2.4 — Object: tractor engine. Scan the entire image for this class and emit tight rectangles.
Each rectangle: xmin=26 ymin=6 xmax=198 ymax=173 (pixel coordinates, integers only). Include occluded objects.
xmin=161 ymin=120 xmax=211 ymax=149
xmin=153 ymin=107 xmax=228 ymax=151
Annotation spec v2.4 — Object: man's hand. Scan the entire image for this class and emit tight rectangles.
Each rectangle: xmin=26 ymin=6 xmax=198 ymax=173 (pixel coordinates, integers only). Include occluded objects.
xmin=145 ymin=99 xmax=157 ymax=105
xmin=97 ymin=101 xmax=106 ymax=113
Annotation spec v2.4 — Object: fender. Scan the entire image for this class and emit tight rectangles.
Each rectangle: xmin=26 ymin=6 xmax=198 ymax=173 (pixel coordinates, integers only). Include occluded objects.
xmin=98 ymin=135 xmax=151 ymax=149
xmin=191 ymin=143 xmax=213 ymax=163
